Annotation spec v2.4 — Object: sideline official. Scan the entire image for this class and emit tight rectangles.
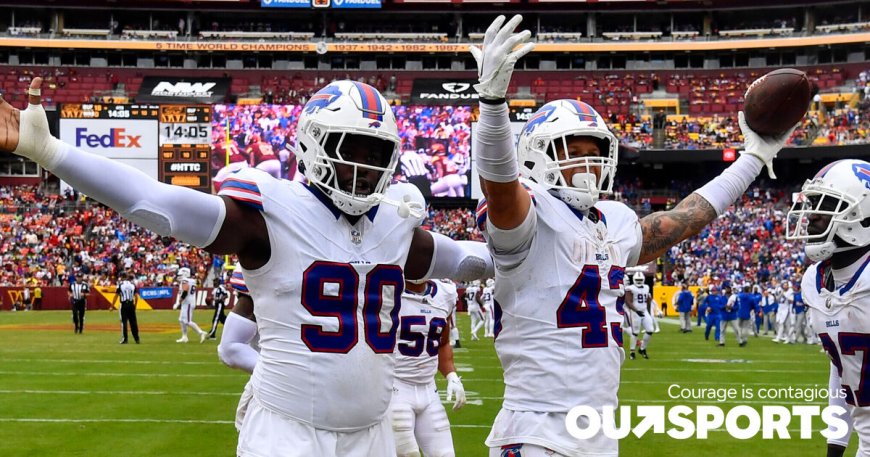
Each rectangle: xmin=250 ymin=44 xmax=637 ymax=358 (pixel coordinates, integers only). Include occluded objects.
xmin=69 ymin=278 xmax=89 ymax=334
xmin=112 ymin=273 xmax=140 ymax=344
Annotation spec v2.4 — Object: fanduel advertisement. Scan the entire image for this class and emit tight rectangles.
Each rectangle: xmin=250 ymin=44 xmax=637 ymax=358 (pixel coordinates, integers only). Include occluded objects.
xmin=261 ymin=0 xmax=380 ymax=8
xmin=411 ymin=80 xmax=479 ymax=105
xmin=136 ymin=77 xmax=230 ymax=104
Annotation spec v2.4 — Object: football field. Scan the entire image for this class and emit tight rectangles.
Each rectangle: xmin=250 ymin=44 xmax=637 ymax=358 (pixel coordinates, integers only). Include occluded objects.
xmin=0 ymin=310 xmax=850 ymax=456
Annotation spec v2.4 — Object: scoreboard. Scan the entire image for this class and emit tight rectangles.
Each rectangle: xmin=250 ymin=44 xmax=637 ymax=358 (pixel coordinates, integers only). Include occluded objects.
xmin=158 ymin=105 xmax=212 ymax=193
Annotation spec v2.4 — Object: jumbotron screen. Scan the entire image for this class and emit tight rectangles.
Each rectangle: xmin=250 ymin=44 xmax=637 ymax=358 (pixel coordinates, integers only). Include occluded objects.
xmin=210 ymin=104 xmax=472 ymax=198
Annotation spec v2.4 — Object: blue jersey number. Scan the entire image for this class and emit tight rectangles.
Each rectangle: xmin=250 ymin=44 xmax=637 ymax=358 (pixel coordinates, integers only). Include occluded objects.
xmin=398 ymin=316 xmax=447 ymax=357
xmin=556 ymin=265 xmax=624 ymax=348
xmin=821 ymin=332 xmax=870 ymax=407
xmin=301 ymin=261 xmax=404 ymax=354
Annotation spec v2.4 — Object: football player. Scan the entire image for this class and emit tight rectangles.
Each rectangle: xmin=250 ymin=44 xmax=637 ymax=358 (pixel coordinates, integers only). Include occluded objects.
xmin=173 ymin=267 xmax=207 ymax=343
xmin=217 ymin=262 xmax=259 ymax=432
xmin=720 ymin=285 xmax=743 ymax=347
xmin=624 ymin=271 xmax=654 ymax=360
xmin=786 ymin=159 xmax=870 ymax=457
xmin=482 ymin=278 xmax=496 ymax=338
xmin=2 ymin=78 xmax=493 ymax=457
xmin=465 ymin=280 xmax=484 ymax=340
xmin=391 ymin=279 xmax=466 ymax=457
xmin=470 ymin=15 xmax=795 ymax=456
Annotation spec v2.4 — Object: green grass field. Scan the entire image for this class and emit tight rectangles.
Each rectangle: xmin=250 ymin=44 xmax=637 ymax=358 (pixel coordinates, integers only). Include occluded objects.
xmin=0 ymin=310 xmax=852 ymax=456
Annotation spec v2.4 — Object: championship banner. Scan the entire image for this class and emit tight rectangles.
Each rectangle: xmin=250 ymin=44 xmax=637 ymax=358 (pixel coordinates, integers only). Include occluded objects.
xmin=261 ymin=0 xmax=381 ymax=8
xmin=136 ymin=76 xmax=230 ymax=104
xmin=410 ymin=79 xmax=479 ymax=105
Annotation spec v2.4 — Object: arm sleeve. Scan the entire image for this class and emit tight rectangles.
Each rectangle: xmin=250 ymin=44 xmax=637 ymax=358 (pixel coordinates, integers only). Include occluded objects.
xmin=217 ymin=313 xmax=259 ymax=373
xmin=473 ymin=102 xmax=518 ymax=183
xmin=480 ymin=201 xmax=537 ymax=272
xmin=46 ymin=142 xmax=226 ymax=248
xmin=423 ymin=234 xmax=494 ymax=282
xmin=827 ymin=363 xmax=853 ymax=448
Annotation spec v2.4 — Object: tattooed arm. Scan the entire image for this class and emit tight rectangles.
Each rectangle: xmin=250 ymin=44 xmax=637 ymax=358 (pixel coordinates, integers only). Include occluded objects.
xmin=636 ymin=193 xmax=718 ymax=265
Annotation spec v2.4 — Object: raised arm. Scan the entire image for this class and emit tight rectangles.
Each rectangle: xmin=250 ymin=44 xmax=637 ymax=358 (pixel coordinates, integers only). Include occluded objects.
xmin=636 ymin=111 xmax=796 ymax=265
xmin=469 ymin=15 xmax=535 ymax=231
xmin=0 ymin=78 xmax=269 ymax=265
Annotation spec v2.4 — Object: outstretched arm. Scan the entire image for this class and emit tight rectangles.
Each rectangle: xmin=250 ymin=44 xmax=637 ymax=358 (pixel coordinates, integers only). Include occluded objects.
xmin=0 ymin=78 xmax=268 ymax=263
xmin=636 ymin=109 xmax=796 ymax=265
xmin=470 ymin=15 xmax=535 ymax=231
xmin=405 ymin=229 xmax=493 ymax=282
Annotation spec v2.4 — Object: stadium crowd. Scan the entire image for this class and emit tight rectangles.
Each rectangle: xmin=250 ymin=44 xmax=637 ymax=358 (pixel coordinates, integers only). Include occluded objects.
xmin=0 ymin=186 xmax=211 ymax=289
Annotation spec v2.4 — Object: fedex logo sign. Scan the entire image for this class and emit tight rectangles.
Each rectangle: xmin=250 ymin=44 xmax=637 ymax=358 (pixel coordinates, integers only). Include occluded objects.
xmin=75 ymin=128 xmax=142 ymax=148
xmin=60 ymin=119 xmax=158 ymax=161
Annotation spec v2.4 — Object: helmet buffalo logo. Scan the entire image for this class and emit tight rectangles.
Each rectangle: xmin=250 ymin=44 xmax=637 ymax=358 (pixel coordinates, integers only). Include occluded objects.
xmin=368 ymin=121 xmax=382 ymax=129
xmin=852 ymin=163 xmax=870 ymax=190
xmin=521 ymin=105 xmax=557 ymax=136
xmin=304 ymin=85 xmax=343 ymax=114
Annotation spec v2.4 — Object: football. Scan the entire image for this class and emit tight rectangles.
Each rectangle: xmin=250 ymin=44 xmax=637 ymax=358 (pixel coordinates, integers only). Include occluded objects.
xmin=743 ymin=68 xmax=813 ymax=136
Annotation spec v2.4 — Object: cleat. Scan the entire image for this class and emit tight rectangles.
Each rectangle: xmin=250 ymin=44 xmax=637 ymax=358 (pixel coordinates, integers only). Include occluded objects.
xmin=639 ymin=348 xmax=648 ymax=359
xmin=119 ymin=339 xmax=127 ymax=344
xmin=629 ymin=352 xmax=636 ymax=360
xmin=200 ymin=332 xmax=207 ymax=343
xmin=176 ymin=336 xmax=189 ymax=343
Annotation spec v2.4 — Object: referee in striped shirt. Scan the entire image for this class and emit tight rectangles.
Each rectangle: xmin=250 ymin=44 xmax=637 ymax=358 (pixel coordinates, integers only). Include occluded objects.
xmin=112 ymin=273 xmax=140 ymax=344
xmin=68 ymin=278 xmax=89 ymax=334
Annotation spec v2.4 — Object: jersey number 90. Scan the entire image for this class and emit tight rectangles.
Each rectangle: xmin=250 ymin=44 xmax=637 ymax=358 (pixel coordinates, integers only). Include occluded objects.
xmin=301 ymin=261 xmax=404 ymax=354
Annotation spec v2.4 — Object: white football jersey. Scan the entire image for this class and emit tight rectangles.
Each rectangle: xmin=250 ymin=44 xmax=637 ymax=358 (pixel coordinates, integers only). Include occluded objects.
xmin=178 ymin=278 xmax=197 ymax=306
xmin=218 ymin=168 xmax=424 ymax=432
xmin=465 ymin=285 xmax=481 ymax=309
xmin=481 ymin=285 xmax=494 ymax=308
xmin=394 ymin=280 xmax=457 ymax=385
xmin=625 ymin=284 xmax=651 ymax=314
xmin=804 ymin=258 xmax=870 ymax=452
xmin=477 ymin=178 xmax=642 ymax=413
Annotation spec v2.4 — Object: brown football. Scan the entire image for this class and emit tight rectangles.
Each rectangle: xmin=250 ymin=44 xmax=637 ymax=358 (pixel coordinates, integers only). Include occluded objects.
xmin=743 ymin=68 xmax=812 ymax=137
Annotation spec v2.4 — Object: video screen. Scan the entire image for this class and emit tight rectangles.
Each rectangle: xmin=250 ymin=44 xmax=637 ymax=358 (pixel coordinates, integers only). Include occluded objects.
xmin=210 ymin=104 xmax=473 ymax=198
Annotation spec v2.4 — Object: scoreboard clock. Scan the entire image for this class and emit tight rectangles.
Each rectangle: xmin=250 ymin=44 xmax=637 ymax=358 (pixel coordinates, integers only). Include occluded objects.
xmin=158 ymin=105 xmax=212 ymax=193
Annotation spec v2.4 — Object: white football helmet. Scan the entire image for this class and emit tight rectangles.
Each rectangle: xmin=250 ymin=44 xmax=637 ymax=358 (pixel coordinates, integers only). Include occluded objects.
xmin=486 ymin=278 xmax=495 ymax=288
xmin=786 ymin=159 xmax=870 ymax=262
xmin=177 ymin=267 xmax=191 ymax=280
xmin=295 ymin=81 xmax=400 ymax=216
xmin=517 ymin=100 xmax=618 ymax=212
xmin=632 ymin=271 xmax=645 ymax=286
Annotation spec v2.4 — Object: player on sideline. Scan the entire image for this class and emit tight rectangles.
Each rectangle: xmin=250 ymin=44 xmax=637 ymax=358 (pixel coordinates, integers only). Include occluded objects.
xmin=391 ymin=278 xmax=466 ymax=457
xmin=470 ymin=14 xmax=797 ymax=457
xmin=721 ymin=285 xmax=743 ymax=347
xmin=482 ymin=278 xmax=496 ymax=337
xmin=0 ymin=77 xmax=494 ymax=457
xmin=624 ymin=271 xmax=654 ymax=360
xmin=465 ymin=280 xmax=484 ymax=340
xmin=173 ymin=267 xmax=207 ymax=343
xmin=785 ymin=159 xmax=870 ymax=457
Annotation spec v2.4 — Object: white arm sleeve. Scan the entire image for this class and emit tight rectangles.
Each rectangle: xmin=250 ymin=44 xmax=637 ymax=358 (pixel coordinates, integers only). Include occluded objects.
xmin=47 ymin=142 xmax=226 ymax=248
xmin=424 ymin=233 xmax=494 ymax=282
xmin=485 ymin=205 xmax=536 ymax=271
xmin=827 ymin=363 xmax=853 ymax=448
xmin=474 ymin=102 xmax=518 ymax=183
xmin=694 ymin=154 xmax=764 ymax=216
xmin=217 ymin=312 xmax=259 ymax=373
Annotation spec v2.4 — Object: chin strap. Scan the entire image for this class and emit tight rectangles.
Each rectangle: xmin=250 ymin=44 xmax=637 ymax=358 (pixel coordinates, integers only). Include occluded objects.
xmin=369 ymin=193 xmax=425 ymax=219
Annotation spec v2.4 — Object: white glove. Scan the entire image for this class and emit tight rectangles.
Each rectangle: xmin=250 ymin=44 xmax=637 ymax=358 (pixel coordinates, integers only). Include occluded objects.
xmin=173 ymin=300 xmax=180 ymax=310
xmin=469 ymin=15 xmax=535 ymax=100
xmin=737 ymin=111 xmax=797 ymax=180
xmin=445 ymin=372 xmax=466 ymax=411
xmin=11 ymin=80 xmax=63 ymax=168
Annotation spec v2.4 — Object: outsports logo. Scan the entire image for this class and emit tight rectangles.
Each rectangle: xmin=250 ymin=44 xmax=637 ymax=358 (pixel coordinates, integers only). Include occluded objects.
xmin=75 ymin=128 xmax=142 ymax=148
xmin=565 ymin=403 xmax=850 ymax=440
